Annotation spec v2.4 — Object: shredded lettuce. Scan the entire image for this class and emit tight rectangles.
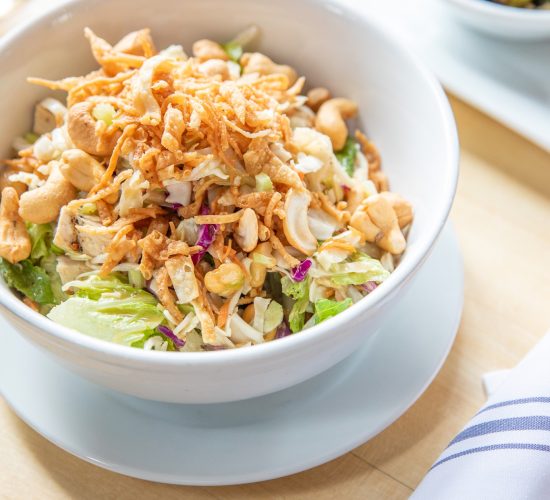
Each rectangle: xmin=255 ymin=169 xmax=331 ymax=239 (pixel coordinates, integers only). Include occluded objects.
xmin=128 ymin=269 xmax=145 ymax=289
xmin=281 ymin=275 xmax=308 ymax=300
xmin=335 ymin=136 xmax=358 ymax=176
xmin=264 ymin=300 xmax=284 ymax=332
xmin=282 ymin=276 xmax=310 ymax=333
xmin=27 ymin=223 xmax=53 ymax=261
xmin=131 ymin=328 xmax=176 ymax=351
xmin=48 ymin=275 xmax=164 ymax=345
xmin=329 ymin=253 xmax=390 ymax=286
xmin=255 ymin=172 xmax=273 ymax=192
xmin=313 ymin=298 xmax=353 ymax=324
xmin=40 ymin=253 xmax=65 ymax=304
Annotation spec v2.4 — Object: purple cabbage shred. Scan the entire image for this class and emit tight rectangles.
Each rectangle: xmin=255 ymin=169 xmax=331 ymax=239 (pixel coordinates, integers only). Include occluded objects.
xmin=361 ymin=281 xmax=378 ymax=294
xmin=275 ymin=322 xmax=291 ymax=339
xmin=157 ymin=325 xmax=185 ymax=348
xmin=192 ymin=205 xmax=219 ymax=265
xmin=290 ymin=258 xmax=312 ymax=282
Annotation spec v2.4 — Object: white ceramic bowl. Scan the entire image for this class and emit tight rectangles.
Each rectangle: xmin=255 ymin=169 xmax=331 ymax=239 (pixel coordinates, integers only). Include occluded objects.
xmin=0 ymin=0 xmax=458 ymax=404
xmin=444 ymin=0 xmax=550 ymax=40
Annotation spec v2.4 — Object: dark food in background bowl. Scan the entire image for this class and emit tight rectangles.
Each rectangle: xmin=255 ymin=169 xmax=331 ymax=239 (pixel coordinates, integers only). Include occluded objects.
xmin=486 ymin=0 xmax=550 ymax=8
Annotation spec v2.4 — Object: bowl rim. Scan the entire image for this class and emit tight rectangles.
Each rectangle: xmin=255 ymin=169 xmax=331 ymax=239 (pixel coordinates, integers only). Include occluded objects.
xmin=0 ymin=0 xmax=460 ymax=367
xmin=445 ymin=0 xmax=550 ymax=20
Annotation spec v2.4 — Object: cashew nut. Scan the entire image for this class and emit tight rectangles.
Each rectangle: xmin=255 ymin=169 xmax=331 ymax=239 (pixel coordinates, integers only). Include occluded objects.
xmin=19 ymin=164 xmax=77 ymax=224
xmin=349 ymin=194 xmax=406 ymax=255
xmin=0 ymin=187 xmax=31 ymax=263
xmin=307 ymin=87 xmax=331 ymax=112
xmin=370 ymin=170 xmax=389 ymax=193
xmin=315 ymin=98 xmax=358 ymax=151
xmin=249 ymin=242 xmax=275 ymax=288
xmin=192 ymin=39 xmax=228 ymax=61
xmin=283 ymin=189 xmax=318 ymax=256
xmin=198 ymin=59 xmax=230 ymax=80
xmin=60 ymin=149 xmax=106 ymax=191
xmin=242 ymin=303 xmax=255 ymax=324
xmin=378 ymin=192 xmax=413 ymax=229
xmin=67 ymin=101 xmax=120 ymax=157
xmin=204 ymin=262 xmax=244 ymax=297
xmin=234 ymin=208 xmax=259 ymax=253
xmin=241 ymin=52 xmax=297 ymax=86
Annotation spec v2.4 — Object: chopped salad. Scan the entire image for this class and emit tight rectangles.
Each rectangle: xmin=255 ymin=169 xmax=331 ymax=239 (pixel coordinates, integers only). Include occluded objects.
xmin=0 ymin=27 xmax=413 ymax=352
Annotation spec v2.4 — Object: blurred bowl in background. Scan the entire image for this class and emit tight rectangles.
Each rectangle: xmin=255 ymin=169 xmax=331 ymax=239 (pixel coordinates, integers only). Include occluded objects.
xmin=443 ymin=0 xmax=550 ymax=40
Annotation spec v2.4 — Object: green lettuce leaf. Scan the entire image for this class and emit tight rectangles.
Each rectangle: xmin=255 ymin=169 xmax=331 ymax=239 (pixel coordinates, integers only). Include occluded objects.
xmin=313 ymin=298 xmax=353 ymax=324
xmin=0 ymin=259 xmax=55 ymax=306
xmin=335 ymin=136 xmax=358 ymax=176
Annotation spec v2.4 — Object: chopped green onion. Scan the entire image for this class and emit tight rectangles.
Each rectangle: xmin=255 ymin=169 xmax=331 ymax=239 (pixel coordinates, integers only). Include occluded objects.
xmin=92 ymin=103 xmax=116 ymax=126
xmin=335 ymin=136 xmax=358 ymax=176
xmin=24 ymin=132 xmax=39 ymax=144
xmin=255 ymin=172 xmax=273 ymax=192
xmin=78 ymin=203 xmax=97 ymax=215
xmin=51 ymin=243 xmax=65 ymax=256
xmin=222 ymin=41 xmax=243 ymax=63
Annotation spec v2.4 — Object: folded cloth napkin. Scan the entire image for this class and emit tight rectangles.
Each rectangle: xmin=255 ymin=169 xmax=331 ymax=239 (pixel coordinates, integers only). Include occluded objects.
xmin=412 ymin=330 xmax=550 ymax=500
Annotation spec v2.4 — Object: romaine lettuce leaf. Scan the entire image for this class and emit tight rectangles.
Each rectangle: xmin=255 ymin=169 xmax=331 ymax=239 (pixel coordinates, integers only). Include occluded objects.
xmin=0 ymin=259 xmax=55 ymax=306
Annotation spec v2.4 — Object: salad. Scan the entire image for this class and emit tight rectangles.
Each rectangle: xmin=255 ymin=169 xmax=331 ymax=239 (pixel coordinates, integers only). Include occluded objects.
xmin=0 ymin=27 xmax=413 ymax=352
xmin=485 ymin=0 xmax=550 ymax=8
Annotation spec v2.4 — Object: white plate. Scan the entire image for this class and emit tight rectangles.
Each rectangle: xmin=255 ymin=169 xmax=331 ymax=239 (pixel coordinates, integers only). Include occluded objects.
xmin=0 ymin=225 xmax=463 ymax=485
xmin=343 ymin=0 xmax=550 ymax=152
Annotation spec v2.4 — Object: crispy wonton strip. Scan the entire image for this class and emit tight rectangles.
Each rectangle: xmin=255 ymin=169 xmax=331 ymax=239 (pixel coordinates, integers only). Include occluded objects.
xmin=269 ymin=234 xmax=300 ymax=268
xmin=194 ymin=210 xmax=244 ymax=225
xmin=264 ymin=192 xmax=282 ymax=229
xmin=91 ymin=124 xmax=137 ymax=194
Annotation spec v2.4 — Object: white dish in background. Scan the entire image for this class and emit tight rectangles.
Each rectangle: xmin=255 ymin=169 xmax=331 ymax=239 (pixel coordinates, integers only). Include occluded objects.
xmin=0 ymin=0 xmax=458 ymax=404
xmin=444 ymin=0 xmax=550 ymax=40
xmin=0 ymin=226 xmax=463 ymax=486
xmin=344 ymin=0 xmax=550 ymax=152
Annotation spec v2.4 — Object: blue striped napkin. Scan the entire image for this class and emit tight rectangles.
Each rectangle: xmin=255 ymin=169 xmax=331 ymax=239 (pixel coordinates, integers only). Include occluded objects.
xmin=412 ymin=331 xmax=550 ymax=500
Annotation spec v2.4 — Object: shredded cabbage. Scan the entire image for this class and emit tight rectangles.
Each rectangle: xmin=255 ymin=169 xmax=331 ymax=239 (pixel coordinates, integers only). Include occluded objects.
xmin=313 ymin=298 xmax=353 ymax=324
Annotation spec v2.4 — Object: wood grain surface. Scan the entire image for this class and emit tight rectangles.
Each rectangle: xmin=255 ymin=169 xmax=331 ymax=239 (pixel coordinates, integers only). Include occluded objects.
xmin=0 ymin=7 xmax=549 ymax=495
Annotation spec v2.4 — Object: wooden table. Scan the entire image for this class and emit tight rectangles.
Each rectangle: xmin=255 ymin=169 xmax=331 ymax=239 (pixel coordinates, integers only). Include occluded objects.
xmin=1 ymin=8 xmax=550 ymax=496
